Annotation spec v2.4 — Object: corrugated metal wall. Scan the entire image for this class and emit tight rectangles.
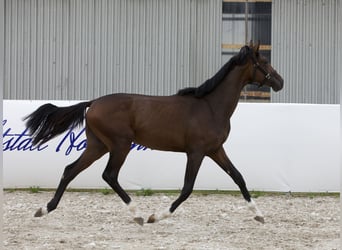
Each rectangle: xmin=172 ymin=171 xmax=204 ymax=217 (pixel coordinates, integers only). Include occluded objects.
xmin=339 ymin=0 xmax=342 ymax=103
xmin=4 ymin=0 xmax=222 ymax=100
xmin=271 ymin=0 xmax=339 ymax=104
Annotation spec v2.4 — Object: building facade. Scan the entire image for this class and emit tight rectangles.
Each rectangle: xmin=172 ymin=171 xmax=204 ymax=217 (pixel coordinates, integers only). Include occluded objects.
xmin=3 ymin=0 xmax=340 ymax=103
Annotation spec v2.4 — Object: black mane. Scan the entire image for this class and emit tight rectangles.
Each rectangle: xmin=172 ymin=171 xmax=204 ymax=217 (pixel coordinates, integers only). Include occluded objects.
xmin=177 ymin=46 xmax=251 ymax=98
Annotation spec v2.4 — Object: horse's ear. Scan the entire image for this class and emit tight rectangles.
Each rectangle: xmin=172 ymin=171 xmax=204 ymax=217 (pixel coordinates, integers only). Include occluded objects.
xmin=254 ymin=40 xmax=260 ymax=53
xmin=249 ymin=40 xmax=253 ymax=48
xmin=240 ymin=45 xmax=249 ymax=56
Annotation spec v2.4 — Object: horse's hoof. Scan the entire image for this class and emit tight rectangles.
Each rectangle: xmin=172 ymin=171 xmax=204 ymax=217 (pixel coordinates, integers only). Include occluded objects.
xmin=34 ymin=207 xmax=48 ymax=217
xmin=34 ymin=208 xmax=44 ymax=217
xmin=133 ymin=217 xmax=144 ymax=226
xmin=254 ymin=216 xmax=265 ymax=224
xmin=147 ymin=214 xmax=156 ymax=223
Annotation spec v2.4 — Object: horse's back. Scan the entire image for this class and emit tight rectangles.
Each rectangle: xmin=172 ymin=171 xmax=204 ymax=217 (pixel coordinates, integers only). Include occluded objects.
xmin=85 ymin=93 xmax=197 ymax=151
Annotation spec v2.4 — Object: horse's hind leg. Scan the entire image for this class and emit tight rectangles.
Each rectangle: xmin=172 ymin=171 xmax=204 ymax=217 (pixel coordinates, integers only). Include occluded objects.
xmin=101 ymin=140 xmax=143 ymax=225
xmin=34 ymin=129 xmax=107 ymax=217
xmin=209 ymin=146 xmax=264 ymax=223
xmin=147 ymin=152 xmax=204 ymax=223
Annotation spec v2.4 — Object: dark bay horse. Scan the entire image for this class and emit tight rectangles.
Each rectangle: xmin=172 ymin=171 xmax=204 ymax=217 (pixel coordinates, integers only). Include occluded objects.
xmin=25 ymin=43 xmax=283 ymax=225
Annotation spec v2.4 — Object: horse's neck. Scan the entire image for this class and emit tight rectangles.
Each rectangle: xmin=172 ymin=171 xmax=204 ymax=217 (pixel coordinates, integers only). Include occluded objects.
xmin=206 ymin=68 xmax=248 ymax=120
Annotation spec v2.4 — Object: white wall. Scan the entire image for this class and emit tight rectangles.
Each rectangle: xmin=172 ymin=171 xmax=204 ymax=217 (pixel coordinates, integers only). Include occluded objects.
xmin=3 ymin=100 xmax=340 ymax=192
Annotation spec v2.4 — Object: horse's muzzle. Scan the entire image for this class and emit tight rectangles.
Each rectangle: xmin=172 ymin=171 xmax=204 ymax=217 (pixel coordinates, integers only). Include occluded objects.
xmin=271 ymin=75 xmax=284 ymax=92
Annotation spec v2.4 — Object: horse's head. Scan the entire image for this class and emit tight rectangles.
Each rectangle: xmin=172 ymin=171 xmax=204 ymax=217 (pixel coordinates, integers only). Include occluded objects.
xmin=241 ymin=42 xmax=284 ymax=92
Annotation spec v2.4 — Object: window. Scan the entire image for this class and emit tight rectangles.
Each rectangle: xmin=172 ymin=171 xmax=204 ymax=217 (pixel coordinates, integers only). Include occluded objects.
xmin=222 ymin=0 xmax=272 ymax=102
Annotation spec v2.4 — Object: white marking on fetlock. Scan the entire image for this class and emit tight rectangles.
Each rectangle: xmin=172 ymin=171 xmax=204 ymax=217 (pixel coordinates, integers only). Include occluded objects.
xmin=247 ymin=199 xmax=263 ymax=218
xmin=41 ymin=207 xmax=48 ymax=215
xmin=153 ymin=208 xmax=172 ymax=222
xmin=128 ymin=201 xmax=138 ymax=215
xmin=159 ymin=208 xmax=172 ymax=220
xmin=127 ymin=201 xmax=143 ymax=219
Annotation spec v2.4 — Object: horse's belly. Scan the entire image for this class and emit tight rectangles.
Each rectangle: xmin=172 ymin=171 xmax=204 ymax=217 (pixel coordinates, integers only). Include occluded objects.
xmin=134 ymin=130 xmax=185 ymax=152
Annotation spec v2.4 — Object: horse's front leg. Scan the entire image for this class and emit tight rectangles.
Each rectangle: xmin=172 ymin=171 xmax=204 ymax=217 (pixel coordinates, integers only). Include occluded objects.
xmin=209 ymin=146 xmax=264 ymax=223
xmin=147 ymin=152 xmax=204 ymax=223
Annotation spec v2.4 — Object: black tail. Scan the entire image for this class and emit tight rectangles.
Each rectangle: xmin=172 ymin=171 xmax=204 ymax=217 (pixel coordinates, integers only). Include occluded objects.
xmin=24 ymin=101 xmax=92 ymax=146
